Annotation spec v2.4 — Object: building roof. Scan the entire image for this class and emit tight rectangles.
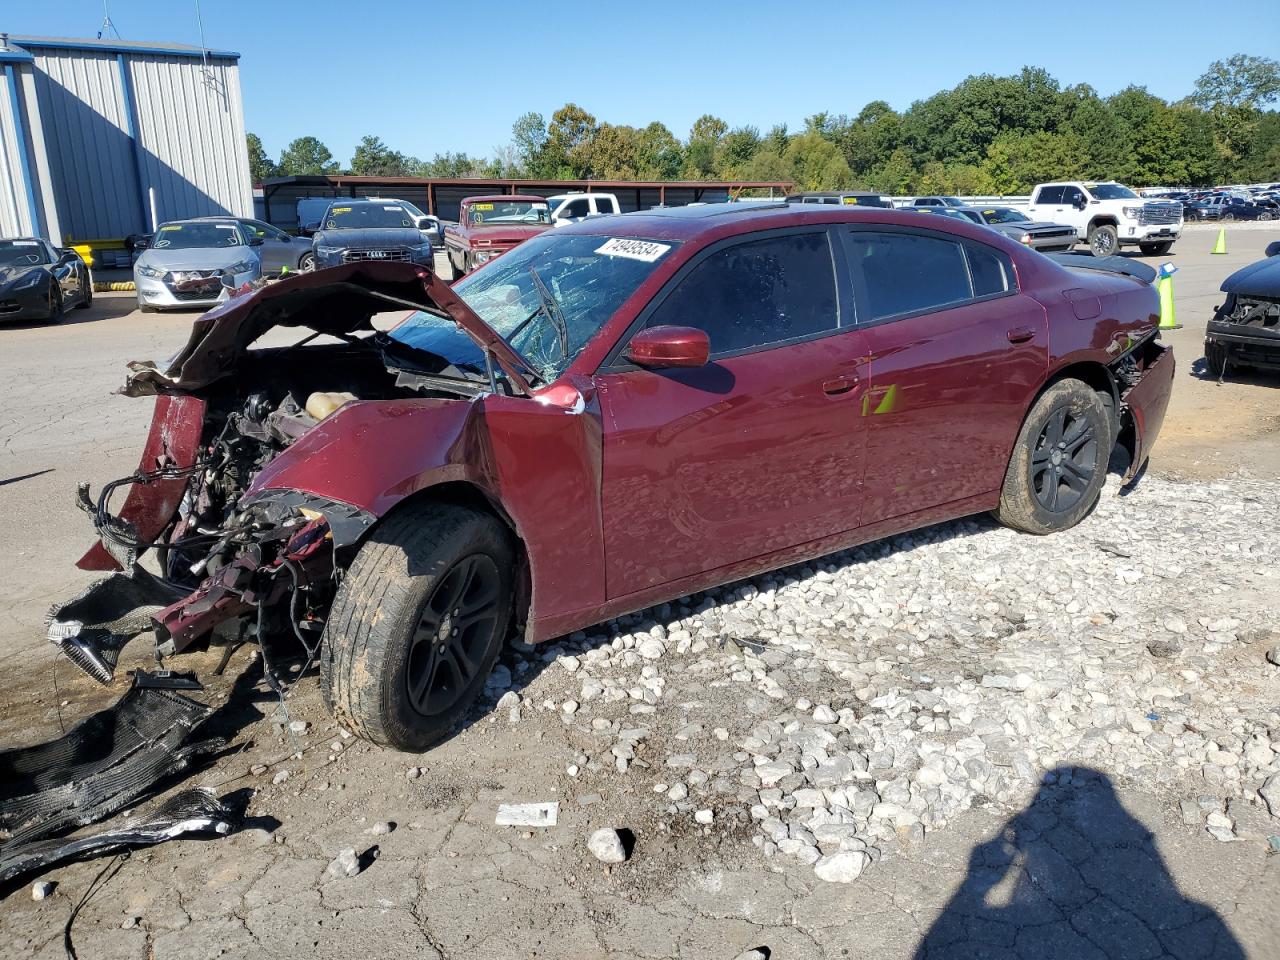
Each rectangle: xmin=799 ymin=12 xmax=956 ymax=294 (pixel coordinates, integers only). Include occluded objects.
xmin=3 ymin=34 xmax=240 ymax=61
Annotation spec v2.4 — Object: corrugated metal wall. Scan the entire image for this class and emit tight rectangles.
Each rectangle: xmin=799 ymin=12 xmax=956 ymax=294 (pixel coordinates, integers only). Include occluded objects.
xmin=28 ymin=47 xmax=138 ymax=240
xmin=14 ymin=44 xmax=251 ymax=242
xmin=0 ymin=65 xmax=32 ymax=237
xmin=129 ymin=56 xmax=251 ymax=225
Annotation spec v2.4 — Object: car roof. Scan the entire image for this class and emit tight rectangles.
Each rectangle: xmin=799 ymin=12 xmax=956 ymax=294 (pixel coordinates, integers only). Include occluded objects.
xmin=463 ymin=194 xmax=548 ymax=203
xmin=555 ymin=201 xmax=1032 ymax=249
xmin=1 ymin=236 xmax=46 ymax=243
xmin=161 ymin=217 xmax=241 ymax=226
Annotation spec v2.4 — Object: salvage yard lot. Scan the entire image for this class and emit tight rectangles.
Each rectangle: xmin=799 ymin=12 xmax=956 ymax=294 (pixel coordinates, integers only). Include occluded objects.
xmin=1 ymin=231 xmax=1279 ymax=959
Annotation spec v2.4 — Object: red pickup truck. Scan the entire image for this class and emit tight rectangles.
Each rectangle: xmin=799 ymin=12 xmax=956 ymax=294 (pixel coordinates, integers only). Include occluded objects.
xmin=443 ymin=195 xmax=553 ymax=276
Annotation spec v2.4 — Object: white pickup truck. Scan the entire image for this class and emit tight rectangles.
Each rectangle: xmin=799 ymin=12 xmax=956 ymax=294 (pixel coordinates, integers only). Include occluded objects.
xmin=546 ymin=193 xmax=621 ymax=226
xmin=1026 ymin=181 xmax=1182 ymax=257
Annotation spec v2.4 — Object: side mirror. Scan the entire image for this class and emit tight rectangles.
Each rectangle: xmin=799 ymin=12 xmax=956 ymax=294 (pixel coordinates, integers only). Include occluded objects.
xmin=1266 ymin=241 xmax=1280 ymax=258
xmin=624 ymin=325 xmax=710 ymax=370
xmin=248 ymin=236 xmax=265 ymax=247
xmin=1075 ymin=197 xmax=1088 ymax=211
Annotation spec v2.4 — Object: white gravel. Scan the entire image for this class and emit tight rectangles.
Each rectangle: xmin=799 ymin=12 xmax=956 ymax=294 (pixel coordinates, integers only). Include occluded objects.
xmin=495 ymin=475 xmax=1280 ymax=881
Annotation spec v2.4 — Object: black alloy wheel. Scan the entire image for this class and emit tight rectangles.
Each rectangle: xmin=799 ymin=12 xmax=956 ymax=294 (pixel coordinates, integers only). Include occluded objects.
xmin=405 ymin=554 xmax=503 ymax=717
xmin=1030 ymin=405 xmax=1098 ymax=513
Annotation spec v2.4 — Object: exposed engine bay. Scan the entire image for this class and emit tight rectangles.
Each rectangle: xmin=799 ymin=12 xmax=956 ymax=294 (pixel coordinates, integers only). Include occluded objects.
xmin=46 ymin=262 xmax=517 ymax=691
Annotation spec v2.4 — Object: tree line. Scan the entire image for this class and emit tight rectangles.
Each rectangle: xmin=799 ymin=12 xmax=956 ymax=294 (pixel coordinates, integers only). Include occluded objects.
xmin=248 ymin=54 xmax=1280 ymax=193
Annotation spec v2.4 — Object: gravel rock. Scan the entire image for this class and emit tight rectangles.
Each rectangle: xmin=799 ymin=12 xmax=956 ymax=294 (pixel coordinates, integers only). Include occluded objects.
xmin=1260 ymin=775 xmax=1280 ymax=818
xmin=694 ymin=809 xmax=714 ymax=824
xmin=272 ymin=770 xmax=290 ymax=785
xmin=587 ymin=828 xmax=628 ymax=863
xmin=496 ymin=691 xmax=520 ymax=711
xmin=31 ymin=881 xmax=54 ymax=901
xmin=637 ymin=638 xmax=667 ymax=660
xmin=288 ymin=720 xmax=309 ymax=734
xmin=1205 ymin=811 xmax=1236 ymax=842
xmin=814 ymin=851 xmax=868 ymax=883
xmin=327 ymin=848 xmax=362 ymax=878
xmin=1266 ymin=647 xmax=1280 ymax=667
xmin=366 ymin=821 xmax=394 ymax=836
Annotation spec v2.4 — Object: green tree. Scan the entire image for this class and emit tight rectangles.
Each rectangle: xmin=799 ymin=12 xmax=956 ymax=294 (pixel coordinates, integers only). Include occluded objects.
xmin=350 ymin=135 xmax=412 ymax=176
xmin=510 ymin=111 xmax=550 ymax=176
xmin=245 ymin=132 xmax=277 ymax=184
xmin=545 ymin=103 xmax=599 ymax=177
xmin=278 ymin=136 xmax=339 ymax=176
xmin=684 ymin=114 xmax=729 ymax=179
xmin=1236 ymin=111 xmax=1280 ymax=181
xmin=1192 ymin=54 xmax=1280 ymax=111
xmin=979 ymin=131 xmax=1088 ymax=193
xmin=637 ymin=122 xmax=684 ymax=179
xmin=717 ymin=125 xmax=761 ymax=176
xmin=783 ymin=132 xmax=852 ymax=190
xmin=1061 ymin=85 xmax=1134 ymax=180
xmin=1131 ymin=106 xmax=1220 ymax=186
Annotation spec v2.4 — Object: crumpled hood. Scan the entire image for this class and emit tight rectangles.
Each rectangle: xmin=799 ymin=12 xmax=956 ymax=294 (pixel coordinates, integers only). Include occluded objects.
xmin=120 ymin=261 xmax=531 ymax=396
xmin=1221 ymin=251 xmax=1280 ymax=298
xmin=312 ymin=227 xmax=427 ymax=249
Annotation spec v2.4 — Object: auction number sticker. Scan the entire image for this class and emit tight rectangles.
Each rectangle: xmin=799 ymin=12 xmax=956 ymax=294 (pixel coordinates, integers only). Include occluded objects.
xmin=841 ymin=197 xmax=860 ymax=205
xmin=595 ymin=238 xmax=671 ymax=262
xmin=160 ymin=224 xmax=183 ymax=231
xmin=472 ymin=203 xmax=494 ymax=211
xmin=332 ymin=206 xmax=351 ymax=214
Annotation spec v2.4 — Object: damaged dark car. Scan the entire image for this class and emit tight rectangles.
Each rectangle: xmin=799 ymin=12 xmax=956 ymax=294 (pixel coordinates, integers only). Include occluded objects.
xmin=1204 ymin=240 xmax=1280 ymax=379
xmin=43 ymin=204 xmax=1175 ymax=754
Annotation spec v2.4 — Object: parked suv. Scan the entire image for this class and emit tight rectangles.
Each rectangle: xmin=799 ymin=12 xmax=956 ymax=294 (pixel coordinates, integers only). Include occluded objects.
xmin=311 ymin=199 xmax=436 ymax=270
xmin=1027 ymin=181 xmax=1182 ymax=257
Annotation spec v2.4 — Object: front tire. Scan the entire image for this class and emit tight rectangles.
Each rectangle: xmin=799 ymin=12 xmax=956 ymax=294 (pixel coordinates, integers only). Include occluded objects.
xmin=45 ymin=286 xmax=64 ymax=323
xmin=994 ymin=379 xmax=1110 ymax=535
xmin=321 ymin=503 xmax=515 ymax=752
xmin=298 ymin=252 xmax=316 ymax=272
xmin=1087 ymin=224 xmax=1119 ymax=257
xmin=1139 ymin=241 xmax=1174 ymax=256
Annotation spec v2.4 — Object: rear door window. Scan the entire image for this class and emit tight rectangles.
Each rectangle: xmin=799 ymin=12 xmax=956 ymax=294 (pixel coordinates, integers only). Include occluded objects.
xmin=645 ymin=231 xmax=840 ymax=356
xmin=1035 ymin=186 xmax=1065 ymax=205
xmin=842 ymin=230 xmax=1007 ymax=322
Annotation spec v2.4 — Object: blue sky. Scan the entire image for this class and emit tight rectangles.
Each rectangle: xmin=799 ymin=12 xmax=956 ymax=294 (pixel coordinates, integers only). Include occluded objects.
xmin=5 ymin=0 xmax=1276 ymax=164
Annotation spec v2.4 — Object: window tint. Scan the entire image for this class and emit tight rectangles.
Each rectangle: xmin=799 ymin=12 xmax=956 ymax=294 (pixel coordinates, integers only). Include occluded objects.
xmin=966 ymin=244 xmax=1011 ymax=297
xmin=647 ymin=232 xmax=838 ymax=356
xmin=1063 ymin=187 xmax=1084 ymax=205
xmin=562 ymin=199 xmax=590 ymax=218
xmin=1035 ymin=186 xmax=1065 ymax=205
xmin=843 ymin=231 xmax=973 ymax=320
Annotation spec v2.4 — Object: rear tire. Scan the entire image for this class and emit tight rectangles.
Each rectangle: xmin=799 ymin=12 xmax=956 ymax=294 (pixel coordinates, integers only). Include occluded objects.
xmin=321 ymin=503 xmax=515 ymax=752
xmin=994 ymin=379 xmax=1110 ymax=535
xmin=76 ymin=275 xmax=93 ymax=309
xmin=1087 ymin=224 xmax=1119 ymax=257
xmin=1139 ymin=241 xmax=1174 ymax=256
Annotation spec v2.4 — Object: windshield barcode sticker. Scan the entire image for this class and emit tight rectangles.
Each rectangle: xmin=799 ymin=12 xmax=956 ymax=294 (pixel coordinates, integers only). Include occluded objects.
xmin=595 ymin=238 xmax=671 ymax=262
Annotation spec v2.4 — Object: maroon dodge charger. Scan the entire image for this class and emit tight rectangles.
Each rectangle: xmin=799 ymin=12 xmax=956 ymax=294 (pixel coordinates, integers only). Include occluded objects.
xmin=50 ymin=202 xmax=1174 ymax=751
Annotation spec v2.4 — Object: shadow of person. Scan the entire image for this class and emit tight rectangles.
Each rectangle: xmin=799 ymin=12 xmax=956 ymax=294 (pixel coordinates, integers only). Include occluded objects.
xmin=914 ymin=767 xmax=1246 ymax=960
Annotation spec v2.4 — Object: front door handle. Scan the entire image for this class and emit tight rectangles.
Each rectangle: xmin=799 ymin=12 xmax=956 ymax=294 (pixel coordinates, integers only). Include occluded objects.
xmin=822 ymin=375 xmax=860 ymax=396
xmin=1007 ymin=327 xmax=1034 ymax=344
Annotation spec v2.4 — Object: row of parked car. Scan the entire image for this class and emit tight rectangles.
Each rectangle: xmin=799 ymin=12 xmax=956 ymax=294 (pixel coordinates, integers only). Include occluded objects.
xmin=791 ymin=180 xmax=1184 ymax=257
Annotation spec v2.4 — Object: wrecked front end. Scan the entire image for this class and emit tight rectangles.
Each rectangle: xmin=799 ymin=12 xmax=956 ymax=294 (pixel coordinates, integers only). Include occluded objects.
xmin=47 ymin=262 xmax=520 ymax=689
xmin=1204 ymin=242 xmax=1280 ymax=379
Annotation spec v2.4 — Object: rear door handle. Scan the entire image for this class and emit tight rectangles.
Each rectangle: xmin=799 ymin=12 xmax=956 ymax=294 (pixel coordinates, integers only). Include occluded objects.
xmin=822 ymin=375 xmax=859 ymax=396
xmin=1007 ymin=327 xmax=1034 ymax=344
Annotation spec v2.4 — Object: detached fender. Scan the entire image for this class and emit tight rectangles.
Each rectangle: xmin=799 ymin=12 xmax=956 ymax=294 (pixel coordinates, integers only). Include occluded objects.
xmin=1118 ymin=338 xmax=1175 ymax=478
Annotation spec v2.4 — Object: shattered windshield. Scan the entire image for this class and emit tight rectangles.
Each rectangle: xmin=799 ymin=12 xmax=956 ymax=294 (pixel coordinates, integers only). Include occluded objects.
xmin=0 ymin=240 xmax=48 ymax=265
xmin=388 ymin=233 xmax=678 ymax=383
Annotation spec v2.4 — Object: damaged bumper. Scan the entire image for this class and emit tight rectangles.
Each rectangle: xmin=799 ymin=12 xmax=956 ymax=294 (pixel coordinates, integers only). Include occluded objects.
xmin=1205 ymin=294 xmax=1280 ymax=371
xmin=1113 ymin=332 xmax=1175 ymax=479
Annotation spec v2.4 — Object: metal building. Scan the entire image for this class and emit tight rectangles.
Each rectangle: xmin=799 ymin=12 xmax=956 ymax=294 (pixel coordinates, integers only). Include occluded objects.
xmin=0 ymin=33 xmax=251 ymax=248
